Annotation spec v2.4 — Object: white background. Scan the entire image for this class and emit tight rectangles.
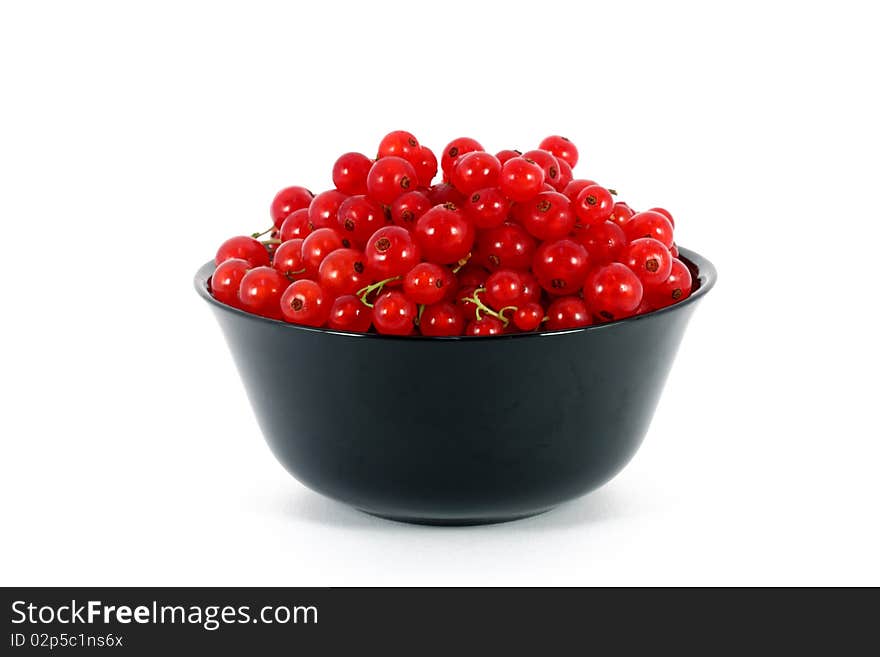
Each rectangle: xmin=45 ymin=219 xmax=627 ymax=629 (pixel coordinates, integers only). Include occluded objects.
xmin=1 ymin=1 xmax=878 ymax=586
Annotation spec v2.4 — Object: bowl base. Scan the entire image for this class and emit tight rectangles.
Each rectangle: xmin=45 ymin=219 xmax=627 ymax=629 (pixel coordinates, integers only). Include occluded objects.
xmin=357 ymin=507 xmax=556 ymax=526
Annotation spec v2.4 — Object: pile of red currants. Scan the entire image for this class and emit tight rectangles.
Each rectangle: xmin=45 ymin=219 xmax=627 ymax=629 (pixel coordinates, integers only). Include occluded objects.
xmin=210 ymin=132 xmax=693 ymax=336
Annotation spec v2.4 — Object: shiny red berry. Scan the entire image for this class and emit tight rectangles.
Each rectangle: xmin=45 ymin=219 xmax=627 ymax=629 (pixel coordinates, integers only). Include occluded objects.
xmin=483 ymin=269 xmax=525 ymax=311
xmin=512 ymin=302 xmax=544 ymax=332
xmin=404 ymin=262 xmax=451 ymax=305
xmin=279 ymin=208 xmax=313 ymax=241
xmin=499 ymin=157 xmax=545 ymax=202
xmin=532 ymin=239 xmax=590 ymax=296
xmin=414 ymin=203 xmax=475 ymax=264
xmin=238 ymin=266 xmax=288 ymax=319
xmin=546 ymin=296 xmax=591 ymax=330
xmin=413 ymin=146 xmax=438 ymax=187
xmin=621 ymin=238 xmax=673 ymax=287
xmin=328 ymin=294 xmax=372 ymax=332
xmin=216 ymin=235 xmax=270 ymax=268
xmin=318 ymin=248 xmax=369 ymax=297
xmin=280 ymin=279 xmax=331 ymax=327
xmin=270 ymin=186 xmax=314 ymax=229
xmin=456 ymin=263 xmax=489 ymax=289
xmin=624 ymin=211 xmax=675 ymax=248
xmin=519 ymin=191 xmax=576 ymax=241
xmin=649 ymin=258 xmax=692 ymax=309
xmin=332 ymin=152 xmax=372 ymax=196
xmin=584 ymin=263 xmax=644 ymax=322
xmin=365 ymin=226 xmax=421 ymax=278
xmin=477 ymin=222 xmax=536 ymax=271
xmin=390 ymin=190 xmax=432 ymax=228
xmin=465 ymin=187 xmax=510 ymax=229
xmin=451 ymin=151 xmax=502 ymax=195
xmin=272 ymin=239 xmax=305 ymax=278
xmin=301 ymin=227 xmax=344 ymax=277
xmin=572 ymin=220 xmax=627 ymax=265
xmin=440 ymin=137 xmax=484 ymax=179
xmin=574 ymin=185 xmax=614 ymax=226
xmin=372 ymin=291 xmax=416 ymax=335
xmin=337 ymin=194 xmax=385 ymax=247
xmin=211 ymin=258 xmax=250 ymax=306
xmin=426 ymin=182 xmax=465 ymax=207
xmin=495 ymin=149 xmax=522 ymax=165
xmin=648 ymin=207 xmax=676 ymax=228
xmin=308 ymin=190 xmax=348 ymax=229
xmin=538 ymin=135 xmax=578 ymax=168
xmin=419 ymin=302 xmax=465 ymax=337
xmin=366 ymin=156 xmax=417 ymax=204
xmin=377 ymin=130 xmax=420 ymax=162
xmin=562 ymin=179 xmax=598 ymax=203
xmin=466 ymin=316 xmax=505 ymax=336
xmin=518 ymin=270 xmax=541 ymax=303
xmin=551 ymin=158 xmax=573 ymax=193
xmin=522 ymin=149 xmax=560 ymax=187
xmin=608 ymin=201 xmax=636 ymax=228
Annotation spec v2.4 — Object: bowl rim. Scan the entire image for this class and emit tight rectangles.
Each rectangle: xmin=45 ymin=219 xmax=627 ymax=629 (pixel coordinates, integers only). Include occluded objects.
xmin=194 ymin=246 xmax=716 ymax=341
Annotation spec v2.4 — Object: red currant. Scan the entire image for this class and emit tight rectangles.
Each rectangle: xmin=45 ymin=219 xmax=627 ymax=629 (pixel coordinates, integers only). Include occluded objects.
xmin=440 ymin=137 xmax=484 ymax=179
xmin=328 ymin=294 xmax=373 ymax=332
xmin=499 ymin=157 xmax=545 ymax=202
xmin=624 ymin=211 xmax=675 ymax=248
xmin=301 ymin=227 xmax=344 ymax=277
xmin=621 ymin=237 xmax=673 ymax=287
xmin=495 ymin=149 xmax=522 ymax=165
xmin=522 ymin=149 xmax=560 ymax=187
xmin=280 ymin=279 xmax=331 ymax=327
xmin=532 ymin=239 xmax=590 ymax=295
xmin=332 ymin=152 xmax=372 ymax=196
xmin=456 ymin=263 xmax=489 ymax=288
xmin=572 ymin=221 xmax=627 ymax=265
xmin=279 ymin=208 xmax=313 ymax=241
xmin=308 ymin=190 xmax=348 ymax=229
xmin=465 ymin=187 xmax=510 ymax=229
xmin=648 ymin=207 xmax=675 ymax=228
xmin=211 ymin=258 xmax=250 ymax=306
xmin=608 ymin=201 xmax=635 ymax=228
xmin=390 ymin=190 xmax=432 ymax=228
xmin=518 ymin=270 xmax=541 ymax=303
xmin=483 ymin=269 xmax=525 ymax=311
xmin=404 ymin=262 xmax=451 ymax=305
xmin=366 ymin=156 xmax=417 ymax=205
xmin=450 ymin=151 xmax=502 ymax=195
xmin=477 ymin=222 xmax=536 ymax=270
xmin=419 ymin=302 xmax=464 ymax=337
xmin=670 ymin=243 xmax=679 ymax=258
xmin=648 ymin=258 xmax=694 ymax=308
xmin=413 ymin=146 xmax=438 ymax=187
xmin=574 ymin=185 xmax=614 ymax=226
xmin=426 ymin=182 xmax=465 ymax=207
xmin=270 ymin=186 xmax=314 ymax=229
xmin=337 ymin=194 xmax=385 ymax=247
xmin=538 ymin=135 xmax=579 ymax=167
xmin=519 ymin=191 xmax=576 ymax=241
xmin=584 ymin=263 xmax=644 ymax=322
xmin=318 ymin=247 xmax=369 ymax=297
xmin=551 ymin=157 xmax=574 ymax=193
xmin=272 ymin=238 xmax=305 ymax=278
xmin=377 ymin=130 xmax=420 ymax=161
xmin=562 ymin=179 xmax=598 ymax=203
xmin=456 ymin=285 xmax=480 ymax=321
xmin=372 ymin=291 xmax=416 ymax=335
xmin=238 ymin=266 xmax=288 ymax=319
xmin=466 ymin=316 xmax=505 ymax=336
xmin=512 ymin=302 xmax=544 ymax=331
xmin=414 ymin=203 xmax=475 ymax=264
xmin=545 ymin=296 xmax=591 ymax=330
xmin=649 ymin=258 xmax=692 ymax=309
xmin=216 ymin=235 xmax=270 ymax=268
xmin=365 ymin=226 xmax=421 ymax=278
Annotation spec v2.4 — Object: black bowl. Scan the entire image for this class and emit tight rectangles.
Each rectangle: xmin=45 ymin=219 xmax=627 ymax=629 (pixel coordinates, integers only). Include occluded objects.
xmin=195 ymin=247 xmax=716 ymax=525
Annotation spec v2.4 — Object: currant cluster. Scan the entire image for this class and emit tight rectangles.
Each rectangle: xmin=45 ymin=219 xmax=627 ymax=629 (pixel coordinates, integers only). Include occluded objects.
xmin=210 ymin=132 xmax=692 ymax=336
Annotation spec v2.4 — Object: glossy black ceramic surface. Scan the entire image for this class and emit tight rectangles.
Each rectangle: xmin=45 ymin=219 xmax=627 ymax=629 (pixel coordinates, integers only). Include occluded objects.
xmin=195 ymin=248 xmax=716 ymax=525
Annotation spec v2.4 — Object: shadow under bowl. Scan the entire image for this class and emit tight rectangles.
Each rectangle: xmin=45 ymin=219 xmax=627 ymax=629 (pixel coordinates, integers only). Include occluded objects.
xmin=195 ymin=247 xmax=716 ymax=525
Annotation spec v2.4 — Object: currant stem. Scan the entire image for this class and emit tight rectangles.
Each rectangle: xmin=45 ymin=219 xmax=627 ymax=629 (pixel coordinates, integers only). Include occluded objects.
xmin=460 ymin=287 xmax=511 ymax=327
xmin=261 ymin=238 xmax=281 ymax=245
xmin=608 ymin=188 xmax=618 ymax=196
xmin=252 ymin=226 xmax=275 ymax=238
xmin=357 ymin=276 xmax=402 ymax=308
xmin=452 ymin=253 xmax=472 ymax=274
xmin=417 ymin=304 xmax=426 ymax=325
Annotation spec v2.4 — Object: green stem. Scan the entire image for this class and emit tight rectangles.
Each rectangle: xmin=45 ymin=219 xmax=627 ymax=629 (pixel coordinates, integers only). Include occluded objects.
xmin=251 ymin=226 xmax=275 ymax=238
xmin=452 ymin=253 xmax=472 ymax=274
xmin=460 ymin=287 xmax=512 ymax=327
xmin=357 ymin=276 xmax=402 ymax=308
xmin=261 ymin=238 xmax=281 ymax=245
